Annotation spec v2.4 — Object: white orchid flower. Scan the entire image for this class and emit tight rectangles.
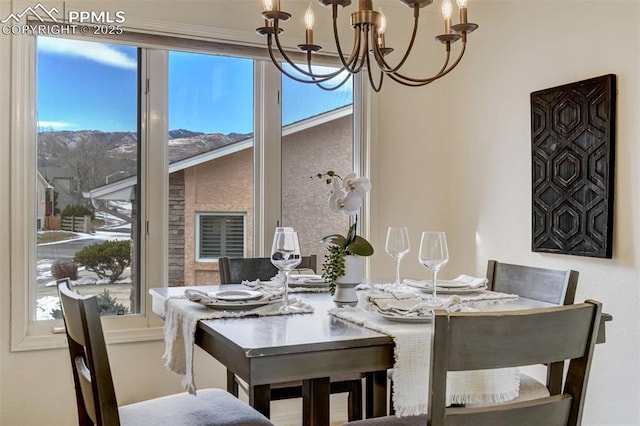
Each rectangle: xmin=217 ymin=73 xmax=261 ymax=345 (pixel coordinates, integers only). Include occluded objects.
xmin=342 ymin=191 xmax=364 ymax=215
xmin=328 ymin=188 xmax=347 ymax=213
xmin=343 ymin=174 xmax=372 ymax=197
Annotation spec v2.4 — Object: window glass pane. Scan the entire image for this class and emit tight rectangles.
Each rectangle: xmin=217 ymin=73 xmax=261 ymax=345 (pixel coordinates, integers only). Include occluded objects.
xmin=168 ymin=52 xmax=253 ymax=285
xmin=281 ymin=65 xmax=354 ymax=272
xmin=36 ymin=37 xmax=139 ymax=319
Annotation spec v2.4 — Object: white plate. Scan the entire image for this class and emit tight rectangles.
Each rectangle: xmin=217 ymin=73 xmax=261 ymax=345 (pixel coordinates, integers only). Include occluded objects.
xmin=435 ymin=279 xmax=474 ymax=288
xmin=406 ymin=282 xmax=487 ymax=295
xmin=378 ymin=312 xmax=433 ymax=323
xmin=212 ymin=290 xmax=263 ymax=301
xmin=198 ymin=297 xmax=282 ymax=310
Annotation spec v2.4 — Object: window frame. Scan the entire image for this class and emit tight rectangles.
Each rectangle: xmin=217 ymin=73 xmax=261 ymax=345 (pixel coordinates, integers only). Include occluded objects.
xmin=195 ymin=212 xmax=247 ymax=262
xmin=9 ymin=24 xmax=370 ymax=352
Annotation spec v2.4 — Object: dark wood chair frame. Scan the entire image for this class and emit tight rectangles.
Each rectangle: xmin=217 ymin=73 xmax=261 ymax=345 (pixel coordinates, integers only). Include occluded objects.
xmin=486 ymin=259 xmax=579 ymax=394
xmin=218 ymin=255 xmax=364 ymax=421
xmin=57 ymin=279 xmax=273 ymax=425
xmin=486 ymin=259 xmax=578 ymax=305
xmin=219 ymin=255 xmax=317 ymax=285
xmin=428 ymin=301 xmax=602 ymax=426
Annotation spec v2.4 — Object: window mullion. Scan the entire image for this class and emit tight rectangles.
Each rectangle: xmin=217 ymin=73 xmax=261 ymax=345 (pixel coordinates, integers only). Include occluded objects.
xmin=254 ymin=61 xmax=282 ymax=257
xmin=142 ymin=48 xmax=169 ymax=291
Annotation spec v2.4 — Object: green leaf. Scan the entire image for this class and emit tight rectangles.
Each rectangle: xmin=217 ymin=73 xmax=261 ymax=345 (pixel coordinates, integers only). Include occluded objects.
xmin=345 ymin=222 xmax=357 ymax=245
xmin=346 ymin=236 xmax=374 ymax=256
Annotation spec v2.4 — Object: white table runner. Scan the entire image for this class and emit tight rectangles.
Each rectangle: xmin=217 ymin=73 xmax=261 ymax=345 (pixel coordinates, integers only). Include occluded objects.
xmin=162 ymin=295 xmax=313 ymax=394
xmin=328 ymin=303 xmax=520 ymax=417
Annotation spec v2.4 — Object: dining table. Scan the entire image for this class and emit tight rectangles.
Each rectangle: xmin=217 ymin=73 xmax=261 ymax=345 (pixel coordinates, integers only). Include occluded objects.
xmin=149 ymin=284 xmax=610 ymax=426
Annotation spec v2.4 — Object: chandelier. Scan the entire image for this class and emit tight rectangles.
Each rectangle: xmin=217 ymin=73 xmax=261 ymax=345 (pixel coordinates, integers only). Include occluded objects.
xmin=257 ymin=0 xmax=478 ymax=92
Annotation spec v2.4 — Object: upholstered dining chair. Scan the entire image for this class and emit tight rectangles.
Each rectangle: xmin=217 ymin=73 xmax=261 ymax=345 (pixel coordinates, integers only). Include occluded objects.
xmin=218 ymin=256 xmax=364 ymax=421
xmin=345 ymin=300 xmax=602 ymax=426
xmin=486 ymin=259 xmax=579 ymax=394
xmin=57 ymin=279 xmax=273 ymax=426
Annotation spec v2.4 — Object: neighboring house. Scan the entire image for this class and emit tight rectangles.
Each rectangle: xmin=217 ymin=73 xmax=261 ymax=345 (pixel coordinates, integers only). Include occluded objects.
xmin=39 ymin=166 xmax=81 ymax=214
xmin=83 ymin=106 xmax=353 ymax=286
xmin=35 ymin=171 xmax=53 ymax=230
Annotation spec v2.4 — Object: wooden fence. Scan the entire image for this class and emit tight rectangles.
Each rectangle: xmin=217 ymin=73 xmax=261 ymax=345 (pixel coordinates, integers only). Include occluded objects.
xmin=60 ymin=215 xmax=92 ymax=233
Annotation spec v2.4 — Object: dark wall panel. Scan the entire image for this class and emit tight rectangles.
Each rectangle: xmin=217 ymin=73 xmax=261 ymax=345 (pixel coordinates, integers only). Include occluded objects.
xmin=531 ymin=74 xmax=616 ymax=258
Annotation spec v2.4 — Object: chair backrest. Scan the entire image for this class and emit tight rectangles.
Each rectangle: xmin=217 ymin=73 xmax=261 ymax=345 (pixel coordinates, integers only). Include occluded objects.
xmin=428 ymin=300 xmax=602 ymax=426
xmin=218 ymin=255 xmax=317 ymax=284
xmin=58 ymin=280 xmax=121 ymax=425
xmin=486 ymin=260 xmax=578 ymax=305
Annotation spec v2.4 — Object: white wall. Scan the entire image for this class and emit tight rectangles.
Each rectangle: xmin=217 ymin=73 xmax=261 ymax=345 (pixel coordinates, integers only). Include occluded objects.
xmin=1 ymin=1 xmax=639 ymax=425
xmin=371 ymin=1 xmax=640 ymax=425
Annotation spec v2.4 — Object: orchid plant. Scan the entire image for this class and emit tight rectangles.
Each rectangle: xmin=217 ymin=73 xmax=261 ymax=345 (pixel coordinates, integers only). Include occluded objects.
xmin=315 ymin=171 xmax=374 ymax=294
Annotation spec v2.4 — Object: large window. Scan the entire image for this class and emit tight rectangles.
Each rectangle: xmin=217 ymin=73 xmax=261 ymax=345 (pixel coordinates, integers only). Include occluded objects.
xmin=12 ymin=29 xmax=364 ymax=349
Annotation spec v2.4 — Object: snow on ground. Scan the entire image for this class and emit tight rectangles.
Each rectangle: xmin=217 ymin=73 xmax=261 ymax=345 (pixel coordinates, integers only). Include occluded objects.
xmin=36 ymin=220 xmax=133 ymax=320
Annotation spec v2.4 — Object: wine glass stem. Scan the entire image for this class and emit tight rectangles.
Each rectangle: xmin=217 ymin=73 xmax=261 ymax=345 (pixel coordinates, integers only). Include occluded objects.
xmin=395 ymin=258 xmax=401 ymax=286
xmin=432 ymin=270 xmax=438 ymax=300
xmin=283 ymin=270 xmax=290 ymax=305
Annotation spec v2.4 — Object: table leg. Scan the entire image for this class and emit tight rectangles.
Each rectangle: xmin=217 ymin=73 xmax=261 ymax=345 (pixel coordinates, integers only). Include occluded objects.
xmin=365 ymin=371 xmax=388 ymax=418
xmin=249 ymin=384 xmax=271 ymax=419
xmin=302 ymin=377 xmax=330 ymax=426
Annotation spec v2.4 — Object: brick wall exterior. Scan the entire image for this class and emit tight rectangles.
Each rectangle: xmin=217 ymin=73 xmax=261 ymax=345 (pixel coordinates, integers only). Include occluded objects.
xmin=168 ymin=171 xmax=186 ymax=286
xmin=169 ymin=114 xmax=352 ymax=286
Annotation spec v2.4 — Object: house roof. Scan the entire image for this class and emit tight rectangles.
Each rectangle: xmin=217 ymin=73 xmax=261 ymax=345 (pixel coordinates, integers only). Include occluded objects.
xmin=83 ymin=105 xmax=353 ymax=201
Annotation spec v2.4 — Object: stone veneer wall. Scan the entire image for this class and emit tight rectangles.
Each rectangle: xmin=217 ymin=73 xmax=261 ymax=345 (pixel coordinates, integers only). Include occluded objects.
xmin=168 ymin=171 xmax=185 ymax=286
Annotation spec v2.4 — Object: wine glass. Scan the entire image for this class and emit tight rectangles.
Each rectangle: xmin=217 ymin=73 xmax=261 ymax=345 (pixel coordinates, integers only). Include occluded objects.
xmin=270 ymin=227 xmax=302 ymax=313
xmin=418 ymin=231 xmax=449 ymax=302
xmin=385 ymin=226 xmax=410 ymax=289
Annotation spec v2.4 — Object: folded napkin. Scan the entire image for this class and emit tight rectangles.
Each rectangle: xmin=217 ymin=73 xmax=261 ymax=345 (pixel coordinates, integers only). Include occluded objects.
xmin=404 ymin=274 xmax=489 ymax=290
xmin=366 ymin=293 xmax=472 ymax=318
xmin=287 ymin=274 xmax=326 ymax=284
xmin=163 ymin=291 xmax=313 ymax=394
xmin=243 ymin=275 xmax=329 ymax=293
xmin=288 ymin=268 xmax=317 ymax=275
xmin=184 ymin=288 xmax=282 ymax=304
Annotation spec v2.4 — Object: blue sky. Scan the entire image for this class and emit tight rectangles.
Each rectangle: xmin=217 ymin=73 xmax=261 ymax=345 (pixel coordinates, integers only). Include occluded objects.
xmin=37 ymin=37 xmax=352 ymax=134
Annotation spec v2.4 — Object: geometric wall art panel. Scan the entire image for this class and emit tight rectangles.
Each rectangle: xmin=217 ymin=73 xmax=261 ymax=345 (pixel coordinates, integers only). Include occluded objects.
xmin=531 ymin=74 xmax=616 ymax=258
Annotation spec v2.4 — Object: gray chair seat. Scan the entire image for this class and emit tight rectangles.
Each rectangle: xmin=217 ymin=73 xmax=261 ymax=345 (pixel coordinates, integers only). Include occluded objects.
xmin=119 ymin=389 xmax=272 ymax=426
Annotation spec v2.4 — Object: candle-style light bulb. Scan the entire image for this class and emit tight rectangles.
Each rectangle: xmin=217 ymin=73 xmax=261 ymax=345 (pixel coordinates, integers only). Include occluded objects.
xmin=442 ymin=0 xmax=453 ymax=33
xmin=442 ymin=0 xmax=453 ymax=20
xmin=456 ymin=0 xmax=469 ymax=24
xmin=263 ymin=0 xmax=273 ymax=12
xmin=304 ymin=3 xmax=315 ymax=30
xmin=378 ymin=7 xmax=386 ymax=35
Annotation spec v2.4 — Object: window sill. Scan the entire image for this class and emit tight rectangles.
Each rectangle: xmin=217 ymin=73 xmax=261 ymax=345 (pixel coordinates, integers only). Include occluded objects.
xmin=11 ymin=323 xmax=165 ymax=352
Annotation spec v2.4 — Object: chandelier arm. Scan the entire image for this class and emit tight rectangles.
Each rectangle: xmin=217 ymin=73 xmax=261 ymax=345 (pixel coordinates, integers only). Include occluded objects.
xmin=331 ymin=8 xmax=364 ymax=74
xmin=305 ymin=53 xmax=353 ymax=91
xmin=312 ymin=71 xmax=354 ymax=91
xmin=373 ymin=7 xmax=421 ymax=74
xmin=390 ymin=41 xmax=467 ymax=86
xmin=354 ymin=25 xmax=373 ymax=74
xmin=271 ymin=22 xmax=347 ymax=79
xmin=364 ymin=43 xmax=384 ymax=93
xmin=266 ymin=37 xmax=344 ymax=84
